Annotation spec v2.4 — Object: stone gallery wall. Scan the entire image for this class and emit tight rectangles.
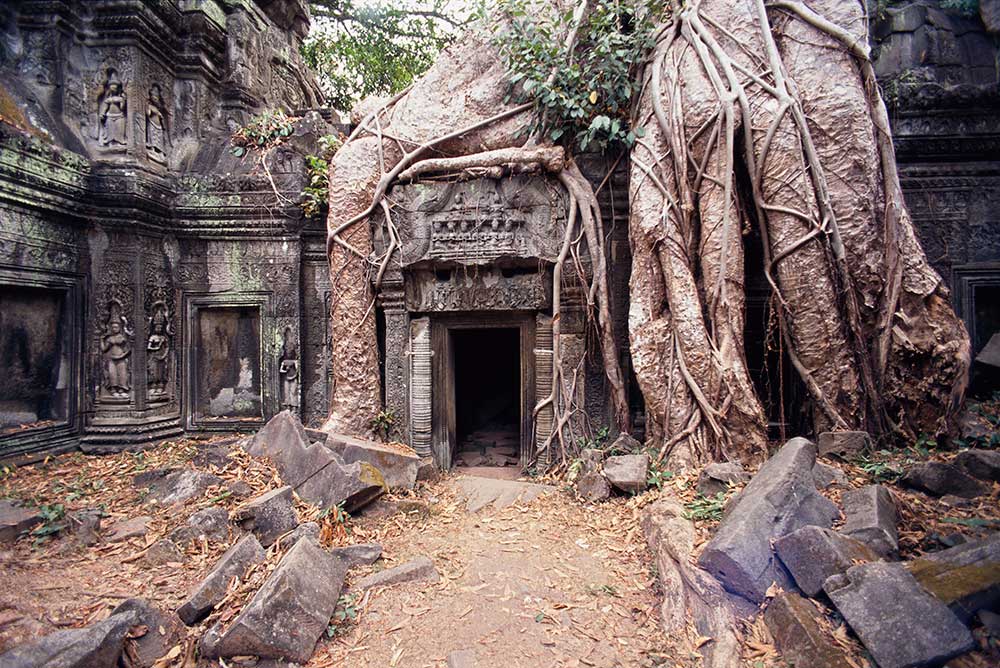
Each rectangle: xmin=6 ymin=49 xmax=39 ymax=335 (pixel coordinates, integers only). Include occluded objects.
xmin=0 ymin=0 xmax=335 ymax=460
xmin=873 ymin=1 xmax=1000 ymax=359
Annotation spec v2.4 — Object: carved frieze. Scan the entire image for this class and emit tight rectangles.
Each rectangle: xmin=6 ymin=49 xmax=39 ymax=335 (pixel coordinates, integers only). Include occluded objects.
xmin=405 ymin=268 xmax=552 ymax=313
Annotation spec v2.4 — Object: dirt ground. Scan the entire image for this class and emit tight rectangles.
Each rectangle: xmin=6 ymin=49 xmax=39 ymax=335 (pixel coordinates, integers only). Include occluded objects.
xmin=1 ymin=431 xmax=998 ymax=668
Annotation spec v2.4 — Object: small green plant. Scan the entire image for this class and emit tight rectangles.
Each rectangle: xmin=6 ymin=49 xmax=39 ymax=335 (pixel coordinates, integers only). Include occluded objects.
xmin=578 ymin=425 xmax=611 ymax=452
xmin=566 ymin=457 xmax=585 ymax=484
xmin=646 ymin=465 xmax=674 ymax=491
xmin=327 ymin=593 xmax=361 ymax=637
xmin=301 ymin=133 xmax=343 ymax=218
xmin=854 ymin=452 xmax=902 ymax=483
xmin=369 ymin=409 xmax=396 ymax=442
xmin=30 ymin=503 xmax=66 ymax=544
xmin=231 ymin=109 xmax=295 ymax=157
xmin=683 ymin=493 xmax=727 ymax=522
xmin=941 ymin=0 xmax=979 ymax=16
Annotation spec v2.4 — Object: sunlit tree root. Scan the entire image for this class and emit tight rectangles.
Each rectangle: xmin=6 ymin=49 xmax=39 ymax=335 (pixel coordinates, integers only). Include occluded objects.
xmin=324 ymin=0 xmax=969 ymax=467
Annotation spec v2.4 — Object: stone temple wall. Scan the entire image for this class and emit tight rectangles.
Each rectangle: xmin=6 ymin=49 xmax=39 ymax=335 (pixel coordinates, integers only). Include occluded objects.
xmin=873 ymin=1 xmax=1000 ymax=361
xmin=0 ymin=0 xmax=337 ymax=461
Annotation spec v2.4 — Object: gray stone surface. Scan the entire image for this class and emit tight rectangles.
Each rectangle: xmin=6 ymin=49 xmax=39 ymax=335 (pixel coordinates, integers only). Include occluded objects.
xmin=812 ymin=462 xmax=848 ymax=489
xmin=697 ymin=462 xmax=749 ymax=497
xmin=0 ymin=608 xmax=139 ymax=668
xmin=106 ymin=515 xmax=152 ymax=543
xmin=764 ymin=592 xmax=852 ymax=668
xmin=455 ymin=477 xmax=552 ymax=512
xmin=954 ymin=448 xmax=1000 ymax=483
xmin=354 ymin=555 xmax=440 ymax=591
xmin=976 ymin=331 xmax=1000 ymax=367
xmin=171 ymin=506 xmax=230 ymax=544
xmin=774 ymin=526 xmax=878 ymax=598
xmin=177 ymin=533 xmax=266 ymax=625
xmin=0 ymin=500 xmax=42 ymax=544
xmin=575 ymin=469 xmax=611 ymax=503
xmin=294 ymin=457 xmax=386 ymax=512
xmin=110 ymin=598 xmax=184 ymax=668
xmin=281 ymin=521 xmax=320 ymax=547
xmin=901 ymin=462 xmax=988 ymax=498
xmin=817 ymin=431 xmax=870 ymax=459
xmin=137 ymin=469 xmax=224 ymax=506
xmin=201 ymin=538 xmax=346 ymax=663
xmin=416 ymin=458 xmax=440 ymax=482
xmin=65 ymin=508 xmax=102 ymax=546
xmin=698 ymin=438 xmax=840 ymax=603
xmin=824 ymin=562 xmax=974 ymax=668
xmin=142 ymin=538 xmax=184 ymax=567
xmin=330 ymin=542 xmax=383 ymax=570
xmin=603 ymin=454 xmax=648 ymax=494
xmin=232 ymin=486 xmax=298 ymax=547
xmin=841 ymin=484 xmax=899 ymax=558
xmin=905 ymin=532 xmax=1000 ymax=623
xmin=983 ymin=0 xmax=1000 ymax=35
xmin=609 ymin=433 xmax=641 ymax=453
xmin=323 ymin=433 xmax=420 ymax=490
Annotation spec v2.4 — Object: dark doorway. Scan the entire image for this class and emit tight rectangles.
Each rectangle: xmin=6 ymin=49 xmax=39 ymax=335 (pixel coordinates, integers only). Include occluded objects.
xmin=452 ymin=328 xmax=520 ymax=467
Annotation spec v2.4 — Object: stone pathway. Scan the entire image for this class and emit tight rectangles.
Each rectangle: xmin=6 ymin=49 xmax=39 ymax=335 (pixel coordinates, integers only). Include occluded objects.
xmin=316 ymin=475 xmax=670 ymax=668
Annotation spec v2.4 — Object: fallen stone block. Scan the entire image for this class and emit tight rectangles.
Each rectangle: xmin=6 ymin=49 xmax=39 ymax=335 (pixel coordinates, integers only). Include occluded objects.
xmin=111 ymin=598 xmax=184 ymax=668
xmin=330 ymin=542 xmax=383 ymax=570
xmin=824 ymin=562 xmax=974 ymax=668
xmin=954 ymin=449 xmax=1000 ymax=483
xmin=0 ymin=608 xmax=139 ymax=668
xmin=905 ymin=532 xmax=1000 ymax=623
xmin=698 ymin=438 xmax=839 ymax=603
xmin=817 ymin=431 xmax=870 ymax=460
xmin=416 ymin=458 xmax=440 ymax=482
xmin=812 ymin=461 xmax=848 ymax=489
xmin=900 ymin=462 xmax=988 ymax=498
xmin=764 ymin=592 xmax=853 ymax=668
xmin=696 ymin=462 xmax=750 ymax=497
xmin=0 ymin=500 xmax=42 ymax=544
xmin=191 ymin=440 xmax=238 ymax=469
xmin=354 ymin=555 xmax=440 ymax=591
xmin=200 ymin=538 xmax=346 ymax=663
xmin=774 ymin=526 xmax=878 ymax=598
xmin=177 ymin=533 xmax=266 ymax=625
xmin=142 ymin=538 xmax=184 ymax=567
xmin=65 ymin=508 xmax=102 ymax=547
xmin=136 ymin=468 xmax=225 ymax=506
xmin=609 ymin=433 xmax=641 ymax=453
xmin=294 ymin=457 xmax=385 ymax=512
xmin=575 ymin=469 xmax=611 ymax=503
xmin=323 ymin=433 xmax=420 ymax=490
xmin=106 ymin=515 xmax=152 ymax=543
xmin=603 ymin=454 xmax=649 ymax=494
xmin=232 ymin=486 xmax=298 ymax=547
xmin=170 ymin=506 xmax=230 ymax=544
xmin=279 ymin=521 xmax=320 ymax=547
xmin=456 ymin=477 xmax=551 ymax=512
xmin=841 ymin=484 xmax=899 ymax=558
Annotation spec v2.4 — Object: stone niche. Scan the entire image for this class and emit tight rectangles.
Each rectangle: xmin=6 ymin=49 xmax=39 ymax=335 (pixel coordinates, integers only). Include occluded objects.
xmin=193 ymin=306 xmax=263 ymax=425
xmin=0 ymin=286 xmax=72 ymax=434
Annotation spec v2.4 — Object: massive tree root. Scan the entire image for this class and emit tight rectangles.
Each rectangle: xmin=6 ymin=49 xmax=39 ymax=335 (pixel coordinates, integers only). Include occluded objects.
xmin=324 ymin=0 xmax=970 ymax=468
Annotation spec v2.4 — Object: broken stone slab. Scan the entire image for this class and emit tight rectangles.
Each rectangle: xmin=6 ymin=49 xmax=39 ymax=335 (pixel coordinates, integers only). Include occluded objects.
xmin=976 ymin=331 xmax=1000 ymax=368
xmin=609 ymin=432 xmax=641 ymax=453
xmin=142 ymin=538 xmax=184 ymax=567
xmin=817 ymin=431 xmax=871 ymax=460
xmin=136 ymin=468 xmax=225 ymax=506
xmin=190 ymin=439 xmax=239 ymax=469
xmin=248 ymin=411 xmax=319 ymax=486
xmin=354 ymin=555 xmax=440 ymax=591
xmin=954 ymin=449 xmax=1000 ymax=483
xmin=603 ymin=454 xmax=649 ymax=494
xmin=824 ymin=562 xmax=975 ymax=668
xmin=456 ymin=477 xmax=552 ymax=512
xmin=764 ymin=592 xmax=853 ymax=668
xmin=698 ymin=438 xmax=840 ymax=604
xmin=232 ymin=486 xmax=298 ymax=547
xmin=294 ymin=457 xmax=386 ymax=512
xmin=65 ymin=508 xmax=102 ymax=547
xmin=900 ymin=462 xmax=988 ymax=498
xmin=111 ymin=598 xmax=184 ymax=668
xmin=696 ymin=462 xmax=750 ymax=497
xmin=841 ymin=484 xmax=899 ymax=558
xmin=278 ymin=521 xmax=320 ymax=548
xmin=0 ymin=499 xmax=42 ymax=544
xmin=170 ymin=506 xmax=230 ymax=544
xmin=641 ymin=499 xmax=750 ymax=668
xmin=200 ymin=538 xmax=346 ymax=663
xmin=0 ymin=608 xmax=139 ymax=668
xmin=774 ymin=526 xmax=879 ymax=598
xmin=575 ymin=468 xmax=611 ymax=503
xmin=416 ymin=457 xmax=439 ymax=482
xmin=904 ymin=532 xmax=1000 ymax=623
xmin=106 ymin=515 xmax=153 ymax=543
xmin=322 ymin=433 xmax=420 ymax=490
xmin=330 ymin=542 xmax=383 ymax=570
xmin=177 ymin=533 xmax=266 ymax=626
xmin=812 ymin=461 xmax=849 ymax=489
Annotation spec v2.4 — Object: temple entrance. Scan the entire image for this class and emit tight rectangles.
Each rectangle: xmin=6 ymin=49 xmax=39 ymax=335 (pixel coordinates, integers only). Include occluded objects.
xmin=452 ymin=328 xmax=520 ymax=468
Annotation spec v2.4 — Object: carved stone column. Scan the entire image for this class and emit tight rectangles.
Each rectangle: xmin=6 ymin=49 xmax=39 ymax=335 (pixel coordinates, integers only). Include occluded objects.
xmin=533 ymin=314 xmax=554 ymax=468
xmin=408 ymin=317 xmax=433 ymax=457
xmin=380 ymin=279 xmax=409 ymax=440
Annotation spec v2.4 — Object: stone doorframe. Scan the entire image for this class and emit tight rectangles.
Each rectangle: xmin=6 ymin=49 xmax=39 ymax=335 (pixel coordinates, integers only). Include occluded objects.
xmin=426 ymin=312 xmax=538 ymax=471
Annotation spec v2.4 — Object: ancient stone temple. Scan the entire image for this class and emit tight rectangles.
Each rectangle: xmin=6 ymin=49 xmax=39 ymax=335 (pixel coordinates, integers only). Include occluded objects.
xmin=0 ymin=0 xmax=998 ymax=469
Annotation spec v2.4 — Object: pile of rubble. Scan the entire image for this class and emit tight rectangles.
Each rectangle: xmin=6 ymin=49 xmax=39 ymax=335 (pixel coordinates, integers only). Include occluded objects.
xmin=573 ymin=434 xmax=653 ymax=501
xmin=643 ymin=434 xmax=1000 ymax=668
xmin=0 ymin=411 xmax=441 ymax=667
